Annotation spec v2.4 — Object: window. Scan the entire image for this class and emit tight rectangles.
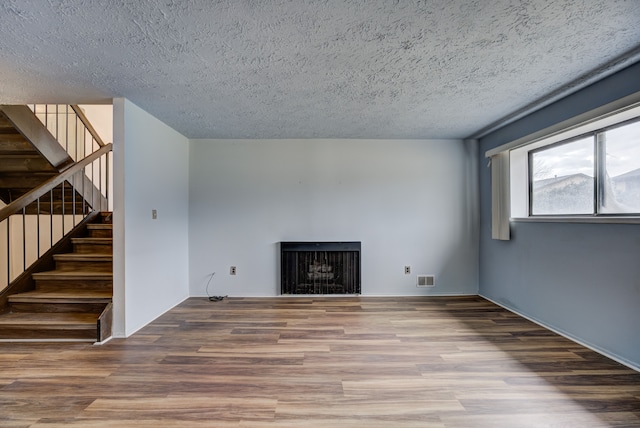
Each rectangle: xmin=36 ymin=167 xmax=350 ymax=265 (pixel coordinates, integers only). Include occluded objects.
xmin=601 ymin=120 xmax=640 ymax=213
xmin=485 ymin=98 xmax=640 ymax=232
xmin=529 ymin=119 xmax=640 ymax=216
xmin=530 ymin=136 xmax=594 ymax=215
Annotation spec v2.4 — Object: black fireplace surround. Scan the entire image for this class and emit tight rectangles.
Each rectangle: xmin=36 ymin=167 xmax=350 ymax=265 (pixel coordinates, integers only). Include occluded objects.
xmin=280 ymin=242 xmax=361 ymax=295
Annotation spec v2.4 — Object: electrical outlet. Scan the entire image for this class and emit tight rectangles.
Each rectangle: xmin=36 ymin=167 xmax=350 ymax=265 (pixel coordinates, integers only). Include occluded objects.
xmin=404 ymin=266 xmax=411 ymax=274
xmin=230 ymin=266 xmax=236 ymax=275
xmin=151 ymin=209 xmax=157 ymax=220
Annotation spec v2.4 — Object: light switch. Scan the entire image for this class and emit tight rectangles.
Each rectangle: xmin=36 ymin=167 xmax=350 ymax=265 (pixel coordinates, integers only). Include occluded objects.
xmin=152 ymin=209 xmax=157 ymax=219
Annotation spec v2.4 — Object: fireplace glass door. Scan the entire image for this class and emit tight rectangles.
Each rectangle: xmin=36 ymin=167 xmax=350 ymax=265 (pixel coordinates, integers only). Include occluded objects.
xmin=280 ymin=242 xmax=361 ymax=295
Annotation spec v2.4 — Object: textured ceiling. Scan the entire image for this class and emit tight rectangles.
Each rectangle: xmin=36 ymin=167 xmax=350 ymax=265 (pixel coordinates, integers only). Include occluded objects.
xmin=1 ymin=0 xmax=640 ymax=139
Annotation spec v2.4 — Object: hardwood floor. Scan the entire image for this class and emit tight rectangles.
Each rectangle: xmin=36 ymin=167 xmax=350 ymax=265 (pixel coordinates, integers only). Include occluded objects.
xmin=1 ymin=296 xmax=639 ymax=427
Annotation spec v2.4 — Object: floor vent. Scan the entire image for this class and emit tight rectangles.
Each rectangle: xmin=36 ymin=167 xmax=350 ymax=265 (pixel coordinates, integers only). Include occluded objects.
xmin=417 ymin=275 xmax=435 ymax=288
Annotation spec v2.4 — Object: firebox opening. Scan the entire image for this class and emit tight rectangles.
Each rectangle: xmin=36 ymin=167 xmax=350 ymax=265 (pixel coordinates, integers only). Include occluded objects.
xmin=280 ymin=242 xmax=361 ymax=295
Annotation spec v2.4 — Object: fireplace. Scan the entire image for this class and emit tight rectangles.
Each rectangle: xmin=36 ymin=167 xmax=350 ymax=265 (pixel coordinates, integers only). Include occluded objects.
xmin=280 ymin=242 xmax=361 ymax=295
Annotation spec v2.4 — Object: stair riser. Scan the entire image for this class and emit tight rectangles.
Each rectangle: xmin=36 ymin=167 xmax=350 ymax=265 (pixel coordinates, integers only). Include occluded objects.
xmin=73 ymin=243 xmax=112 ymax=254
xmin=0 ymin=205 xmax=113 ymax=342
xmin=87 ymin=230 xmax=113 ymax=238
xmin=10 ymin=302 xmax=108 ymax=314
xmin=36 ymin=280 xmax=113 ymax=292
xmin=0 ymin=156 xmax=55 ymax=172
xmin=99 ymin=212 xmax=113 ymax=224
xmin=0 ymin=173 xmax=57 ymax=188
xmin=0 ymin=136 xmax=31 ymax=150
xmin=55 ymin=260 xmax=113 ymax=272
xmin=0 ymin=326 xmax=96 ymax=340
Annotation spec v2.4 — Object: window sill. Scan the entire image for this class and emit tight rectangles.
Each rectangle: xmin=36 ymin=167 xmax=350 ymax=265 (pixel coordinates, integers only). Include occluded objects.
xmin=511 ymin=216 xmax=640 ymax=224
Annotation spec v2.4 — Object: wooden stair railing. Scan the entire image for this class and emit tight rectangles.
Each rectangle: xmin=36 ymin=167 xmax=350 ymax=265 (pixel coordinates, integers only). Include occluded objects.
xmin=70 ymin=105 xmax=106 ymax=148
xmin=1 ymin=104 xmax=109 ymax=211
xmin=0 ymin=212 xmax=113 ymax=341
xmin=0 ymin=104 xmax=113 ymax=342
xmin=1 ymin=144 xmax=112 ymax=297
xmin=0 ymin=143 xmax=112 ymax=223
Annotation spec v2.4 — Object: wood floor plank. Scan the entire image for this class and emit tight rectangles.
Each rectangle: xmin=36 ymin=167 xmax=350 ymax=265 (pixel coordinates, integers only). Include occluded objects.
xmin=0 ymin=296 xmax=639 ymax=426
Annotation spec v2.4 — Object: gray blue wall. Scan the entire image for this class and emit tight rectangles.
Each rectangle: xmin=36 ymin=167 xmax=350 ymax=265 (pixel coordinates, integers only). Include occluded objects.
xmin=479 ymin=62 xmax=640 ymax=369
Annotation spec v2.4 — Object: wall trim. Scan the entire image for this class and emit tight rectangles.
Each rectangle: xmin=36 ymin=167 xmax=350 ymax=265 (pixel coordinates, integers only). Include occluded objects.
xmin=485 ymin=91 xmax=640 ymax=158
xmin=480 ymin=293 xmax=640 ymax=373
xmin=93 ymin=336 xmax=114 ymax=346
xmin=124 ymin=295 xmax=189 ymax=338
xmin=190 ymin=292 xmax=480 ymax=298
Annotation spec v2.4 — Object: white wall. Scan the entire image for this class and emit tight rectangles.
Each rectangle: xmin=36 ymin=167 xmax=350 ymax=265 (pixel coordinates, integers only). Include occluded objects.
xmin=189 ymin=139 xmax=478 ymax=297
xmin=79 ymin=104 xmax=113 ymax=145
xmin=113 ymin=98 xmax=190 ymax=337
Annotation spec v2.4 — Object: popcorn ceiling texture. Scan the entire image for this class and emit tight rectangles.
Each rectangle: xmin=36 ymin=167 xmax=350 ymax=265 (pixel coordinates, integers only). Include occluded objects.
xmin=0 ymin=0 xmax=639 ymax=139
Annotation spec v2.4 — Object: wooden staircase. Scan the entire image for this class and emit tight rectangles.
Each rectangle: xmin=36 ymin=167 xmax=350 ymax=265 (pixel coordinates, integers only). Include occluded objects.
xmin=0 ymin=213 xmax=113 ymax=341
xmin=0 ymin=107 xmax=72 ymax=208
xmin=0 ymin=105 xmax=105 ymax=215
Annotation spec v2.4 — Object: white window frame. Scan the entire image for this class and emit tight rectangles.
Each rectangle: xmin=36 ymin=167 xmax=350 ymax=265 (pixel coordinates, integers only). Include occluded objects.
xmin=486 ymin=93 xmax=640 ymax=234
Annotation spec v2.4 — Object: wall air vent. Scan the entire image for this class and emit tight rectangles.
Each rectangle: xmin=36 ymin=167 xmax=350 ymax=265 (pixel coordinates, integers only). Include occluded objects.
xmin=417 ymin=275 xmax=435 ymax=288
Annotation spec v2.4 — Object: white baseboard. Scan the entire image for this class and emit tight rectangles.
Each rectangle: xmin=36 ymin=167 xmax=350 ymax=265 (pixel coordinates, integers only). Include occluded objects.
xmin=93 ymin=336 xmax=114 ymax=346
xmin=480 ymin=294 xmax=640 ymax=373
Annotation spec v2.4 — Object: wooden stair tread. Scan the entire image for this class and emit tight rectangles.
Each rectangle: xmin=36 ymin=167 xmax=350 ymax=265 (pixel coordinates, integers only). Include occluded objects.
xmin=9 ymin=289 xmax=112 ymax=303
xmin=71 ymin=237 xmax=112 ymax=243
xmin=0 ymin=312 xmax=98 ymax=327
xmin=32 ymin=271 xmax=113 ymax=280
xmin=53 ymin=254 xmax=112 ymax=261
xmin=87 ymin=224 xmax=112 ymax=230
xmin=0 ymin=207 xmax=114 ymax=341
